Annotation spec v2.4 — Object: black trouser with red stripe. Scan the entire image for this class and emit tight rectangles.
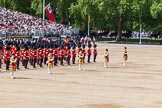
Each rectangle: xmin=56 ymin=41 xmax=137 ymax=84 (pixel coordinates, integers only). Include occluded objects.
xmin=5 ymin=60 xmax=10 ymax=70
xmin=93 ymin=55 xmax=97 ymax=62
xmin=37 ymin=58 xmax=40 ymax=65
xmin=16 ymin=60 xmax=20 ymax=69
xmin=24 ymin=60 xmax=28 ymax=69
xmin=0 ymin=59 xmax=2 ymax=68
xmin=72 ymin=56 xmax=76 ymax=64
xmin=44 ymin=57 xmax=47 ymax=64
xmin=60 ymin=57 xmax=63 ymax=65
xmin=39 ymin=58 xmax=43 ymax=67
xmin=87 ymin=55 xmax=91 ymax=63
xmin=33 ymin=59 xmax=36 ymax=68
xmin=29 ymin=57 xmax=33 ymax=65
xmin=21 ymin=57 xmax=24 ymax=66
xmin=54 ymin=58 xmax=58 ymax=66
xmin=67 ymin=57 xmax=70 ymax=65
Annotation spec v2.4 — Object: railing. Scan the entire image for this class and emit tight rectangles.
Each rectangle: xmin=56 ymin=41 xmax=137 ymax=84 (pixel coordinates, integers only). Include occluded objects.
xmin=0 ymin=28 xmax=79 ymax=38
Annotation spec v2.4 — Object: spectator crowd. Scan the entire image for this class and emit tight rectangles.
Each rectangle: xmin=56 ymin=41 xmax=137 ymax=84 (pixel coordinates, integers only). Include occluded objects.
xmin=0 ymin=7 xmax=65 ymax=37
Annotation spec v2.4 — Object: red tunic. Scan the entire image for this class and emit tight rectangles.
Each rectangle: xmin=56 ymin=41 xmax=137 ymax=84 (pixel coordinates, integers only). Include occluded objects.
xmin=82 ymin=49 xmax=86 ymax=56
xmin=0 ymin=49 xmax=4 ymax=59
xmin=20 ymin=49 xmax=24 ymax=57
xmin=49 ymin=49 xmax=53 ymax=54
xmin=3 ymin=46 xmax=6 ymax=53
xmin=32 ymin=50 xmax=37 ymax=60
xmin=52 ymin=49 xmax=58 ymax=58
xmin=38 ymin=49 xmax=43 ymax=59
xmin=23 ymin=50 xmax=29 ymax=60
xmin=11 ymin=46 xmax=16 ymax=54
xmin=77 ymin=48 xmax=81 ymax=55
xmin=15 ymin=51 xmax=20 ymax=61
xmin=4 ymin=51 xmax=10 ymax=61
xmin=87 ymin=48 xmax=91 ymax=56
xmin=66 ymin=50 xmax=71 ymax=58
xmin=60 ymin=49 xmax=64 ymax=58
xmin=71 ymin=49 xmax=76 ymax=57
xmin=93 ymin=48 xmax=97 ymax=56
xmin=45 ymin=49 xmax=49 ymax=58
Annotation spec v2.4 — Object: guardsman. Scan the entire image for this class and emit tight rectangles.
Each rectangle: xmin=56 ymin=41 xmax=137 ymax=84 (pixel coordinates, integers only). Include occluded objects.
xmin=15 ymin=47 xmax=20 ymax=70
xmin=77 ymin=44 xmax=81 ymax=56
xmin=66 ymin=46 xmax=71 ymax=65
xmin=78 ymin=49 xmax=84 ymax=71
xmin=49 ymin=45 xmax=53 ymax=54
xmin=23 ymin=46 xmax=29 ymax=69
xmin=28 ymin=46 xmax=33 ymax=66
xmin=4 ymin=46 xmax=11 ymax=70
xmin=31 ymin=46 xmax=37 ymax=68
xmin=57 ymin=46 xmax=61 ymax=62
xmin=44 ymin=45 xmax=49 ymax=65
xmin=43 ymin=45 xmax=46 ymax=64
xmin=38 ymin=45 xmax=44 ymax=67
xmin=9 ymin=54 xmax=17 ymax=79
xmin=64 ymin=36 xmax=70 ymax=46
xmin=20 ymin=45 xmax=25 ymax=66
xmin=11 ymin=44 xmax=16 ymax=55
xmin=82 ymin=45 xmax=86 ymax=63
xmin=87 ymin=44 xmax=92 ymax=63
xmin=59 ymin=46 xmax=64 ymax=66
xmin=93 ymin=44 xmax=97 ymax=62
xmin=64 ymin=45 xmax=68 ymax=61
xmin=37 ymin=45 xmax=40 ymax=65
xmin=52 ymin=46 xmax=58 ymax=66
xmin=123 ymin=47 xmax=128 ymax=66
xmin=71 ymin=46 xmax=76 ymax=64
xmin=3 ymin=44 xmax=6 ymax=54
xmin=0 ymin=46 xmax=3 ymax=68
xmin=104 ymin=49 xmax=109 ymax=68
xmin=46 ymin=53 xmax=53 ymax=74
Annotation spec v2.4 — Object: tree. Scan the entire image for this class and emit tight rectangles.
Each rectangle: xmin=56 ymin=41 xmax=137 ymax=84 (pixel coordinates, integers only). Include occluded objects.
xmin=31 ymin=0 xmax=42 ymax=17
xmin=150 ymin=0 xmax=162 ymax=32
xmin=2 ymin=0 xmax=162 ymax=38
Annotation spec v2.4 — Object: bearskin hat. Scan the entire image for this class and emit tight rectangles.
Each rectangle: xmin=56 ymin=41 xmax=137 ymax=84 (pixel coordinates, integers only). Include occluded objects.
xmin=67 ymin=46 xmax=71 ymax=50
xmin=93 ymin=44 xmax=97 ymax=48
xmin=77 ymin=43 xmax=81 ymax=48
xmin=82 ymin=44 xmax=85 ymax=49
xmin=16 ymin=47 xmax=20 ymax=51
xmin=60 ymin=45 xmax=64 ymax=49
xmin=88 ymin=44 xmax=92 ymax=48
xmin=55 ymin=45 xmax=58 ymax=49
xmin=0 ymin=45 xmax=2 ymax=49
xmin=0 ymin=40 xmax=3 ymax=46
xmin=24 ymin=46 xmax=28 ymax=51
xmin=72 ymin=46 xmax=76 ymax=49
xmin=6 ymin=46 xmax=11 ymax=51
xmin=40 ymin=45 xmax=44 ymax=49
xmin=33 ymin=46 xmax=37 ymax=50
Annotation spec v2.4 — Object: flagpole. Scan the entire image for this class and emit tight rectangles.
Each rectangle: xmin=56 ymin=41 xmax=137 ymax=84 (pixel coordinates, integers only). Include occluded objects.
xmin=43 ymin=0 xmax=45 ymax=20
xmin=88 ymin=14 xmax=90 ymax=36
xmin=139 ymin=4 xmax=142 ymax=45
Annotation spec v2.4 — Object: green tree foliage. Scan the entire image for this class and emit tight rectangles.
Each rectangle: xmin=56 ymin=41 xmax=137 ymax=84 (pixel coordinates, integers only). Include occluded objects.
xmin=31 ymin=0 xmax=42 ymax=17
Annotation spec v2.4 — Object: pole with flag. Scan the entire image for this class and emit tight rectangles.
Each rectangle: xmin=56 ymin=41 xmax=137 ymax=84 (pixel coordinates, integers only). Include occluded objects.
xmin=45 ymin=3 xmax=55 ymax=22
xmin=139 ymin=4 xmax=142 ymax=44
xmin=88 ymin=13 xmax=90 ymax=36
xmin=43 ymin=0 xmax=45 ymax=20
